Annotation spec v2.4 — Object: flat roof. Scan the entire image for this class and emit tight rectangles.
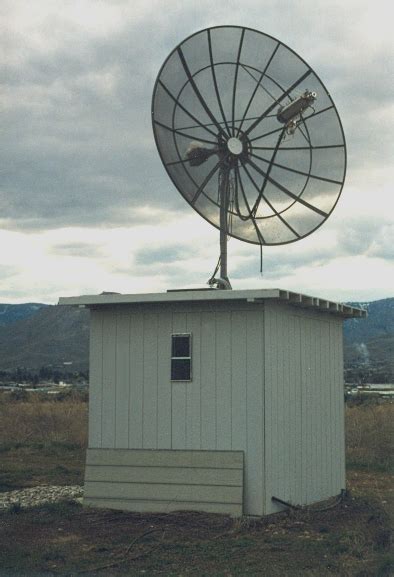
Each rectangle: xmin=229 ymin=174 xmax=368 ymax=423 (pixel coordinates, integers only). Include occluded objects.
xmin=58 ymin=288 xmax=367 ymax=318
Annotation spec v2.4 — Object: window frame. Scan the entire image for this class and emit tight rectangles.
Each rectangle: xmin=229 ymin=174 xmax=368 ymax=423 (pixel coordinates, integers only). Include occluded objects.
xmin=170 ymin=332 xmax=192 ymax=382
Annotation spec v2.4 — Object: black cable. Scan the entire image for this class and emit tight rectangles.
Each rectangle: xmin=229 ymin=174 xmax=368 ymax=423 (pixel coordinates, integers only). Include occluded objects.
xmin=260 ymin=244 xmax=263 ymax=276
xmin=208 ymin=255 xmax=221 ymax=285
xmin=271 ymin=490 xmax=346 ymax=512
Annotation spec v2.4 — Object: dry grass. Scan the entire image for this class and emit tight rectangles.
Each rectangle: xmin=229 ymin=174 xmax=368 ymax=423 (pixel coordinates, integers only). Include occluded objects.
xmin=0 ymin=393 xmax=392 ymax=471
xmin=345 ymin=402 xmax=393 ymax=472
xmin=0 ymin=395 xmax=392 ymax=576
xmin=0 ymin=392 xmax=88 ymax=449
xmin=0 ymin=392 xmax=88 ymax=490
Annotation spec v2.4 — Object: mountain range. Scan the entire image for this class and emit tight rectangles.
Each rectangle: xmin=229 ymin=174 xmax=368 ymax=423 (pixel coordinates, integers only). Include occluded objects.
xmin=0 ymin=303 xmax=49 ymax=327
xmin=0 ymin=305 xmax=89 ymax=373
xmin=0 ymin=297 xmax=392 ymax=382
xmin=343 ymin=298 xmax=393 ymax=383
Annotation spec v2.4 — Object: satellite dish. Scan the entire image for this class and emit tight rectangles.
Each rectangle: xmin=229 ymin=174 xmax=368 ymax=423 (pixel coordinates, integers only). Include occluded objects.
xmin=152 ymin=26 xmax=346 ymax=289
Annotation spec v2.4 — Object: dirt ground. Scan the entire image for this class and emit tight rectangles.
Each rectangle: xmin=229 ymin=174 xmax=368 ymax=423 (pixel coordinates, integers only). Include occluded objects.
xmin=0 ymin=442 xmax=85 ymax=492
xmin=0 ymin=470 xmax=392 ymax=577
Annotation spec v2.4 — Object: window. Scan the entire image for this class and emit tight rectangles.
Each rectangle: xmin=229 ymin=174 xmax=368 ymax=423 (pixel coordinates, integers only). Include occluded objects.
xmin=171 ymin=333 xmax=192 ymax=381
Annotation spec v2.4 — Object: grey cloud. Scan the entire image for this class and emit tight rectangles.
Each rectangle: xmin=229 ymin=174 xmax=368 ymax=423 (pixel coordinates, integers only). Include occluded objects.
xmin=230 ymin=256 xmax=269 ymax=280
xmin=231 ymin=246 xmax=336 ymax=280
xmin=111 ymin=241 xmax=207 ymax=282
xmin=324 ymin=47 xmax=393 ymax=107
xmin=336 ymin=219 xmax=393 ymax=258
xmin=336 ymin=222 xmax=375 ymax=256
xmin=113 ymin=260 xmax=197 ymax=282
xmin=2 ymin=3 xmax=392 ymax=240
xmin=50 ymin=242 xmax=104 ymax=258
xmin=134 ymin=244 xmax=194 ymax=266
xmin=367 ymin=224 xmax=394 ymax=260
xmin=2 ymin=17 xmax=191 ymax=232
xmin=1 ymin=117 xmax=186 ymax=231
xmin=327 ymin=49 xmax=394 ymax=173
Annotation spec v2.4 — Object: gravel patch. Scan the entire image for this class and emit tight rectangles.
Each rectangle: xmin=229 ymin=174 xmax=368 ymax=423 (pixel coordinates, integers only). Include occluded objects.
xmin=0 ymin=485 xmax=83 ymax=510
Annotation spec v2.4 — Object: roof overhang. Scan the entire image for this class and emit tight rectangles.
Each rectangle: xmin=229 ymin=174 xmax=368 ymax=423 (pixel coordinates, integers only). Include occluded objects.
xmin=58 ymin=288 xmax=367 ymax=319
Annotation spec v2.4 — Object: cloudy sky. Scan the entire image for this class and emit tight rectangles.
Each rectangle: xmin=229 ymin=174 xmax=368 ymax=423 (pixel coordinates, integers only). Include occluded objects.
xmin=1 ymin=0 xmax=393 ymax=304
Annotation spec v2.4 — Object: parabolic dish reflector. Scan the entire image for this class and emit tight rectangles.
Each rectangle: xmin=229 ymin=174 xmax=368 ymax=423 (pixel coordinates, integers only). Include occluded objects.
xmin=152 ymin=26 xmax=346 ymax=246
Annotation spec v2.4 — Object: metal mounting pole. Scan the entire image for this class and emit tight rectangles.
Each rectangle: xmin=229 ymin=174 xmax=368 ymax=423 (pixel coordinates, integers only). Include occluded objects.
xmin=219 ymin=165 xmax=232 ymax=289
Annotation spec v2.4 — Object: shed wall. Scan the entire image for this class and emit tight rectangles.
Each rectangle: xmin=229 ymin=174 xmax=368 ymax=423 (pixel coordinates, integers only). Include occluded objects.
xmin=88 ymin=299 xmax=346 ymax=517
xmin=264 ymin=302 xmax=345 ymax=513
xmin=88 ymin=302 xmax=265 ymax=515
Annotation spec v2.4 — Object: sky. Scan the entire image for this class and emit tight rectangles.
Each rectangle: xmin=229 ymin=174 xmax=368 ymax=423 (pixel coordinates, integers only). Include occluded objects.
xmin=1 ymin=0 xmax=393 ymax=304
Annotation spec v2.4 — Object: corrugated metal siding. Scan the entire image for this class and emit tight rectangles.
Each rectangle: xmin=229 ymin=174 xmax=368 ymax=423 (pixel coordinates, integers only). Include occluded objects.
xmin=244 ymin=310 xmax=265 ymax=515
xmin=129 ymin=313 xmax=144 ymax=448
xmin=88 ymin=304 xmax=265 ymax=515
xmin=334 ymin=320 xmax=346 ymax=491
xmin=115 ymin=314 xmax=130 ymax=448
xmin=84 ymin=448 xmax=244 ymax=516
xmin=88 ymin=312 xmax=103 ymax=448
xmin=264 ymin=302 xmax=345 ymax=513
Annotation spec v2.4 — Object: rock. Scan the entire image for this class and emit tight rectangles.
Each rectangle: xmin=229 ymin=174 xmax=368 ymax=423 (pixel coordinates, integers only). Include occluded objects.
xmin=0 ymin=485 xmax=84 ymax=510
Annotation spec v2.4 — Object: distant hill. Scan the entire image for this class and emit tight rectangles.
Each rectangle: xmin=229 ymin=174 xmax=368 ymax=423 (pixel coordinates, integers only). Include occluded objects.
xmin=0 ymin=297 xmax=392 ymax=382
xmin=343 ymin=298 xmax=393 ymax=383
xmin=344 ymin=298 xmax=394 ymax=343
xmin=0 ymin=303 xmax=49 ymax=327
xmin=0 ymin=305 xmax=89 ymax=372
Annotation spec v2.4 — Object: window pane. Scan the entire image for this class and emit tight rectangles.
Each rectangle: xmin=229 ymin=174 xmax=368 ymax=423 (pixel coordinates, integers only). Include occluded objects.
xmin=172 ymin=335 xmax=190 ymax=358
xmin=171 ymin=358 xmax=191 ymax=381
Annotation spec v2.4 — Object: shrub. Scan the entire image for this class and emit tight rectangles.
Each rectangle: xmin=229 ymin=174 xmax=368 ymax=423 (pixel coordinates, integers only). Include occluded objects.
xmin=346 ymin=403 xmax=393 ymax=471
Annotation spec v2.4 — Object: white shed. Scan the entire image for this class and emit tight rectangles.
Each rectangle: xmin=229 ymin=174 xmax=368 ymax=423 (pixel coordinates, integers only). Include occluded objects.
xmin=59 ymin=288 xmax=366 ymax=516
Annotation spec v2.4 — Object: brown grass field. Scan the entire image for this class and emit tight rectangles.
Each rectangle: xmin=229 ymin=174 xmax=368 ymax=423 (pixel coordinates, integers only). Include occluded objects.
xmin=0 ymin=392 xmax=392 ymax=577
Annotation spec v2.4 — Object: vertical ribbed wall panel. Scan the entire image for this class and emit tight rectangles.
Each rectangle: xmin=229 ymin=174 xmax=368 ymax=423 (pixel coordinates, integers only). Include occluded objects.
xmin=293 ymin=316 xmax=302 ymax=505
xmin=334 ymin=321 xmax=346 ymax=491
xmin=88 ymin=311 xmax=103 ymax=448
xmin=129 ymin=313 xmax=143 ymax=448
xmin=115 ymin=314 xmax=130 ymax=448
xmin=230 ymin=312 xmax=247 ymax=454
xmin=200 ymin=311 xmax=216 ymax=450
xmin=157 ymin=312 xmax=172 ymax=449
xmin=101 ymin=311 xmax=116 ymax=448
xmin=244 ymin=310 xmax=264 ymax=515
xmin=265 ymin=303 xmax=345 ymax=513
xmin=216 ymin=311 xmax=232 ymax=450
xmin=185 ymin=312 xmax=201 ymax=450
xmin=142 ymin=313 xmax=158 ymax=449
